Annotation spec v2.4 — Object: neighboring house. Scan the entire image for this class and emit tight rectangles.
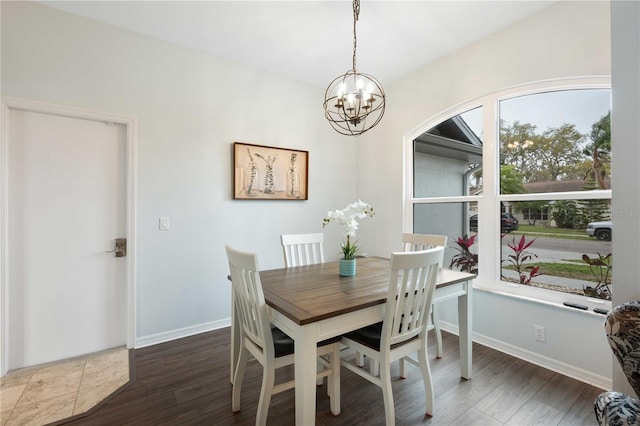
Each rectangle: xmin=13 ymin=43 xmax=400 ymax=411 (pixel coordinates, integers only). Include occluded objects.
xmin=524 ymin=179 xmax=589 ymax=193
xmin=510 ymin=179 xmax=613 ymax=226
xmin=414 ymin=112 xmax=482 ymax=240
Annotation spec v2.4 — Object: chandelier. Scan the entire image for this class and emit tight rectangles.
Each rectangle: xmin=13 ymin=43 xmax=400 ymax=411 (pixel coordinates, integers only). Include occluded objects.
xmin=323 ymin=0 xmax=385 ymax=136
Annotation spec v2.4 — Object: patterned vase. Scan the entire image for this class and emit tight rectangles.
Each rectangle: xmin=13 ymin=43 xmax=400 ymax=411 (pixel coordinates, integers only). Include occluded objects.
xmin=339 ymin=259 xmax=356 ymax=277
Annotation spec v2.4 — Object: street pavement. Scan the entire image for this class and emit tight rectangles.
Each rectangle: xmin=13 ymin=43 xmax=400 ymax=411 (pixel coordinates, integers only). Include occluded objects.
xmin=500 ymin=235 xmax=611 ymax=292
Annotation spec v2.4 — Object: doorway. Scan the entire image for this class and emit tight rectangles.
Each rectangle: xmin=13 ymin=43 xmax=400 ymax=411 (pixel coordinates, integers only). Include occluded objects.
xmin=1 ymin=97 xmax=137 ymax=375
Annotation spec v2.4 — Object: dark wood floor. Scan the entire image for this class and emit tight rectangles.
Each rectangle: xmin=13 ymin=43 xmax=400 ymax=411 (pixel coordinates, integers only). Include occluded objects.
xmin=58 ymin=328 xmax=603 ymax=425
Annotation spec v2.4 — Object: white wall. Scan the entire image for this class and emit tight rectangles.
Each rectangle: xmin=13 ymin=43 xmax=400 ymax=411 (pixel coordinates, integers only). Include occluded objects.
xmin=1 ymin=1 xmax=357 ymax=345
xmin=610 ymin=0 xmax=640 ymax=393
xmin=358 ymin=1 xmax=615 ymax=386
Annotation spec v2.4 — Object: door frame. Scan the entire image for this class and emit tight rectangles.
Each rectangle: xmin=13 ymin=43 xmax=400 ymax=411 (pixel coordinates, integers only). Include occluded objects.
xmin=0 ymin=96 xmax=137 ymax=376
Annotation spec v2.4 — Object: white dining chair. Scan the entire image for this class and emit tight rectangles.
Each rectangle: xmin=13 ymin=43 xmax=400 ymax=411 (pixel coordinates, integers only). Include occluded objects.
xmin=281 ymin=232 xmax=325 ymax=267
xmin=228 ymin=232 xmax=326 ymax=385
xmin=402 ymin=233 xmax=447 ymax=361
xmin=340 ymin=247 xmax=444 ymax=425
xmin=401 ymin=233 xmax=447 ymax=256
xmin=399 ymin=233 xmax=447 ymax=379
xmin=364 ymin=233 xmax=448 ymax=378
xmin=281 ymin=232 xmax=344 ymax=382
xmin=226 ymin=246 xmax=341 ymax=425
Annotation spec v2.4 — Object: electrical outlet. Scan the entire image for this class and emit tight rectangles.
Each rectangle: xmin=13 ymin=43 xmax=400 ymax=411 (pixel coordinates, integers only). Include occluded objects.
xmin=534 ymin=325 xmax=546 ymax=342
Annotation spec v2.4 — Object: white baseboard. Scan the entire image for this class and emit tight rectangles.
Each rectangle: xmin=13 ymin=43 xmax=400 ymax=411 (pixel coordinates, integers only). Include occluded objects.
xmin=135 ymin=318 xmax=231 ymax=348
xmin=439 ymin=320 xmax=611 ymax=391
xmin=134 ymin=317 xmax=611 ymax=391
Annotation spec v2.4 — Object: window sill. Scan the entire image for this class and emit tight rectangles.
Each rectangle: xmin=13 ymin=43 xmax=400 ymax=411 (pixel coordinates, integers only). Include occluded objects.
xmin=472 ymin=281 xmax=611 ymax=317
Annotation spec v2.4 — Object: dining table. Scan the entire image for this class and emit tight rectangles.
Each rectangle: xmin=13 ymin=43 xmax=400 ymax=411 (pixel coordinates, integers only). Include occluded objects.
xmin=229 ymin=256 xmax=475 ymax=425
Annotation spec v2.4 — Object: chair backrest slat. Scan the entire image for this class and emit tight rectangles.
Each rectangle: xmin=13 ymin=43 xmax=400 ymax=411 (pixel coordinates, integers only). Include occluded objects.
xmin=401 ymin=233 xmax=447 ymax=267
xmin=281 ymin=233 xmax=325 ymax=267
xmin=226 ymin=246 xmax=274 ymax=358
xmin=401 ymin=233 xmax=447 ymax=251
xmin=383 ymin=247 xmax=444 ymax=348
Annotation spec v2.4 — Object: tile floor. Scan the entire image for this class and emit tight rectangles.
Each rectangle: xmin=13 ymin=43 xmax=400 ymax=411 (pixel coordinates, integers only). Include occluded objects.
xmin=0 ymin=346 xmax=129 ymax=425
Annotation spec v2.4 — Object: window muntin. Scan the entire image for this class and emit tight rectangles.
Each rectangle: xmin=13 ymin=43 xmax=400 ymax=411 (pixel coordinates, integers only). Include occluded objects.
xmin=406 ymin=78 xmax=611 ymax=309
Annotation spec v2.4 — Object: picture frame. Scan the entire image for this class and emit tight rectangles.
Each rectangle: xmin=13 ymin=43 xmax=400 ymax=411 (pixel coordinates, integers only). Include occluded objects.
xmin=233 ymin=142 xmax=309 ymax=200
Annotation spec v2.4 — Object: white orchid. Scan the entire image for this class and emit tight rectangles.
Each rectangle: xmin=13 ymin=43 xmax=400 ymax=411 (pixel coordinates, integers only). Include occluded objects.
xmin=322 ymin=200 xmax=374 ymax=259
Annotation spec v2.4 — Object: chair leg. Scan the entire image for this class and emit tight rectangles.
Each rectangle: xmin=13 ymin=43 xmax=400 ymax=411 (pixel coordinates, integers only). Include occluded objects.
xmin=380 ymin=362 xmax=395 ymax=426
xmin=256 ymin=363 xmax=275 ymax=426
xmin=418 ymin=346 xmax=434 ymax=417
xmin=328 ymin=344 xmax=341 ymax=416
xmin=317 ymin=360 xmax=324 ymax=386
xmin=369 ymin=358 xmax=380 ymax=377
xmin=399 ymin=357 xmax=406 ymax=379
xmin=232 ymin=346 xmax=249 ymax=412
xmin=432 ymin=304 xmax=443 ymax=359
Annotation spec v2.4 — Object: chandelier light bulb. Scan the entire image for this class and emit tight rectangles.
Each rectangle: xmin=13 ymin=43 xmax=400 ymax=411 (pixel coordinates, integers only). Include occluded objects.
xmin=363 ymin=92 xmax=371 ymax=107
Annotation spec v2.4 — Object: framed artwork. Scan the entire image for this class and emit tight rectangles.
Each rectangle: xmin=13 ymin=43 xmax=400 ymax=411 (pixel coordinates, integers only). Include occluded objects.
xmin=233 ymin=142 xmax=309 ymax=200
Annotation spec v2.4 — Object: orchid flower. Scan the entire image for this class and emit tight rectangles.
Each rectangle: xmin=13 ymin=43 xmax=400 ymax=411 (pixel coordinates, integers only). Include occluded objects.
xmin=322 ymin=200 xmax=375 ymax=259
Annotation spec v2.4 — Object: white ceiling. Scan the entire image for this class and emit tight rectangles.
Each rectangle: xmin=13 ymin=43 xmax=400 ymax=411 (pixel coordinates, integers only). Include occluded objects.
xmin=38 ymin=1 xmax=556 ymax=88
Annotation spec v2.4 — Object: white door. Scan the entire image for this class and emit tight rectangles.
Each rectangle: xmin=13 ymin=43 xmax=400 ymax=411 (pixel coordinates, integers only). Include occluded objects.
xmin=7 ymin=108 xmax=127 ymax=369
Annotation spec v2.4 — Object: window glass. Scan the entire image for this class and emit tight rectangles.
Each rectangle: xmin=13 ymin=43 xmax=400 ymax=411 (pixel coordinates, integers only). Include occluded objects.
xmin=414 ymin=107 xmax=482 ymax=198
xmin=501 ymin=200 xmax=612 ymax=301
xmin=499 ymin=90 xmax=611 ymax=194
xmin=408 ymin=80 xmax=612 ymax=307
xmin=413 ymin=202 xmax=476 ymax=271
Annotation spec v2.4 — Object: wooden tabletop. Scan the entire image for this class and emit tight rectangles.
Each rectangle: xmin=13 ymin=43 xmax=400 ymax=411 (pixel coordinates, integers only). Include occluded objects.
xmin=259 ymin=256 xmax=475 ymax=326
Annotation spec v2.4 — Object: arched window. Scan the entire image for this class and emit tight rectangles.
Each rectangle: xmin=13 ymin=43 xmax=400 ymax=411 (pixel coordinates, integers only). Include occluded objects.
xmin=405 ymin=77 xmax=612 ymax=310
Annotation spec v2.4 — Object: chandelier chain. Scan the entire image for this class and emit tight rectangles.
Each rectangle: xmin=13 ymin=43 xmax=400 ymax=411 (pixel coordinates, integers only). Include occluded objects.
xmin=323 ymin=0 xmax=385 ymax=136
xmin=352 ymin=0 xmax=360 ymax=72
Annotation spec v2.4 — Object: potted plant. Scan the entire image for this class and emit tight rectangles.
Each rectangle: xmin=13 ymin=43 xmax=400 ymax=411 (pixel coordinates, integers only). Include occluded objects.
xmin=322 ymin=200 xmax=374 ymax=276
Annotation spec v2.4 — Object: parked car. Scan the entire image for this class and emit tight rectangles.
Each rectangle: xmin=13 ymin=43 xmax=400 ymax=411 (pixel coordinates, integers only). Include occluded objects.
xmin=586 ymin=220 xmax=612 ymax=240
xmin=504 ymin=213 xmax=519 ymax=231
xmin=469 ymin=213 xmax=519 ymax=232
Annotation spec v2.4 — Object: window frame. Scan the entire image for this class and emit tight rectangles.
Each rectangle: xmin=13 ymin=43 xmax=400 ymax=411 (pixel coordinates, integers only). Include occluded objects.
xmin=404 ymin=76 xmax=612 ymax=311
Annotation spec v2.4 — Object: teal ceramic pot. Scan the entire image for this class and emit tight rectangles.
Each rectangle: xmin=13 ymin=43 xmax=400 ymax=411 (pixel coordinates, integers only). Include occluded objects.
xmin=339 ymin=259 xmax=356 ymax=277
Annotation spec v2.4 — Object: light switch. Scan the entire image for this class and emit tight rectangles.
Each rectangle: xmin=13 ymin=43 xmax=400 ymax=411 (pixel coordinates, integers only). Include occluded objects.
xmin=159 ymin=217 xmax=170 ymax=231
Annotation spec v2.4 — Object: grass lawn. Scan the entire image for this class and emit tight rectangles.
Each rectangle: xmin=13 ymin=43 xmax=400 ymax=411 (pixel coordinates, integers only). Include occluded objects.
xmin=503 ymin=261 xmax=609 ymax=283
